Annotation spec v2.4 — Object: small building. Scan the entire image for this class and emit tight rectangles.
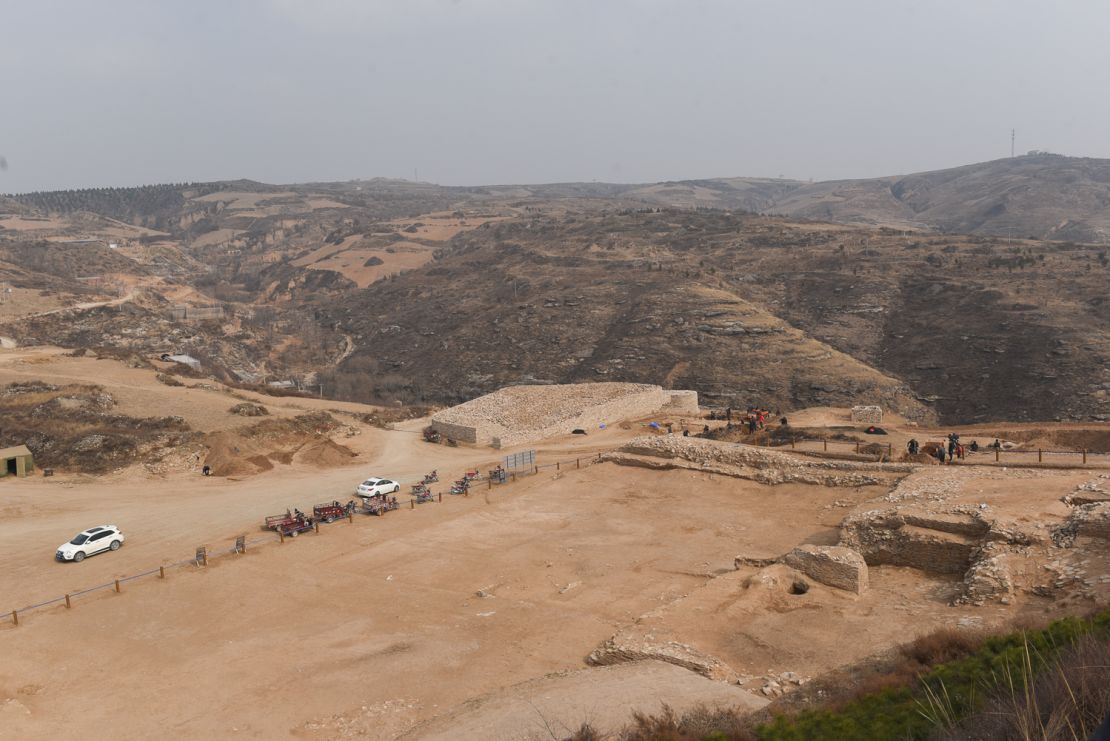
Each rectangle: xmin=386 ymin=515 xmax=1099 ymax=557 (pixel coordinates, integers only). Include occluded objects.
xmin=0 ymin=445 xmax=34 ymax=478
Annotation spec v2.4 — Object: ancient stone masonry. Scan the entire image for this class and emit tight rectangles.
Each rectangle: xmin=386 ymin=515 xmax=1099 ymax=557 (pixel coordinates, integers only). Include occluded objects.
xmin=605 ymin=435 xmax=912 ymax=487
xmin=430 ymin=383 xmax=697 ymax=448
xmin=782 ymin=545 xmax=869 ymax=595
xmin=1055 ymin=502 xmax=1110 ymax=545
xmin=850 ymin=405 xmax=883 ymax=424
xmin=839 ymin=508 xmax=986 ymax=574
xmin=957 ymin=552 xmax=1015 ymax=605
xmin=586 ymin=635 xmax=729 ymax=681
xmin=660 ymin=389 xmax=700 ymax=415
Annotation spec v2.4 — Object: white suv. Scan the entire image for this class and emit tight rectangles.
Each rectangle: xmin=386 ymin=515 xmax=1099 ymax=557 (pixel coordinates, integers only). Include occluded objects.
xmin=56 ymin=525 xmax=125 ymax=562
xmin=356 ymin=477 xmax=400 ymax=498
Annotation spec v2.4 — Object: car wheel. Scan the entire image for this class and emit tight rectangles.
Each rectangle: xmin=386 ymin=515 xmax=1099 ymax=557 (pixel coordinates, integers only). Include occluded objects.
xmin=325 ymin=516 xmax=335 ymax=524
xmin=73 ymin=551 xmax=85 ymax=562
xmin=393 ymin=485 xmax=400 ymax=493
xmin=290 ymin=530 xmax=298 ymax=538
xmin=109 ymin=540 xmax=121 ymax=551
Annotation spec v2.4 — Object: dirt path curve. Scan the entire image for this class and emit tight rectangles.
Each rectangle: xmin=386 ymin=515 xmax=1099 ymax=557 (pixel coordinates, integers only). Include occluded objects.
xmin=334 ymin=333 xmax=355 ymax=365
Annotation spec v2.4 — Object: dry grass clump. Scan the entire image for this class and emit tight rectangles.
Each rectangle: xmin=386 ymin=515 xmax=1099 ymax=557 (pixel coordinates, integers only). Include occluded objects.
xmin=936 ymin=631 xmax=1110 ymax=740
xmin=568 ymin=705 xmax=756 ymax=741
xmin=565 ymin=612 xmax=1110 ymax=741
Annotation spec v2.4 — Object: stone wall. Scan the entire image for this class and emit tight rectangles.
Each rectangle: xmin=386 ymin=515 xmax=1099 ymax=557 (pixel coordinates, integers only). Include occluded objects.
xmin=1076 ymin=502 xmax=1110 ymax=540
xmin=660 ymin=390 xmax=700 ymax=415
xmin=840 ymin=510 xmax=980 ymax=574
xmin=783 ymin=545 xmax=868 ymax=594
xmin=850 ymin=405 xmax=883 ymax=424
xmin=490 ymin=386 xmax=669 ymax=448
xmin=429 ymin=419 xmax=485 ymax=445
xmin=430 ymin=383 xmax=693 ymax=449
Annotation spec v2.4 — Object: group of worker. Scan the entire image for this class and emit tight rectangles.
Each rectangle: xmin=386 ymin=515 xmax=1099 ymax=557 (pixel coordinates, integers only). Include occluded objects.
xmin=907 ymin=434 xmax=995 ymax=464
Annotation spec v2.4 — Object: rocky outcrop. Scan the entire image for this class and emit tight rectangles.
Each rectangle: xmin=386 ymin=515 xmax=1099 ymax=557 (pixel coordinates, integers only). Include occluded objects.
xmin=783 ymin=545 xmax=868 ymax=594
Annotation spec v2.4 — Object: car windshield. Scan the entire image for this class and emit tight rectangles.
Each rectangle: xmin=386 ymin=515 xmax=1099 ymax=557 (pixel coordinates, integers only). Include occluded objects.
xmin=69 ymin=533 xmax=89 ymax=545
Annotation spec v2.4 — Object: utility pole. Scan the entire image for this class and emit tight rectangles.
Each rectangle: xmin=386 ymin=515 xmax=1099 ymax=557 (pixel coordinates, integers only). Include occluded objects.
xmin=1011 ymin=129 xmax=1015 ymax=158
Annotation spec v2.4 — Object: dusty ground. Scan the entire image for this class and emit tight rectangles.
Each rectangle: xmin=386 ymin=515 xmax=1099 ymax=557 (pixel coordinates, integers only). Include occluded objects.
xmin=1 ymin=364 xmax=1107 ymax=739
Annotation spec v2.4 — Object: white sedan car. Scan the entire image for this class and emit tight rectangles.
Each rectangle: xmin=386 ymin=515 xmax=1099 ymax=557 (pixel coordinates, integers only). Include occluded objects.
xmin=56 ymin=525 xmax=125 ymax=562
xmin=355 ymin=477 xmax=400 ymax=498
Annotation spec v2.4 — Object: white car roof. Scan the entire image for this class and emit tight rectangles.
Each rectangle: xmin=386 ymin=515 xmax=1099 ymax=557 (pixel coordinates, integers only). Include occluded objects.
xmin=82 ymin=525 xmax=118 ymax=534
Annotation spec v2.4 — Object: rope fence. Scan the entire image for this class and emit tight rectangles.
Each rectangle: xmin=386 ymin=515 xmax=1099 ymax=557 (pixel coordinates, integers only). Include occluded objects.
xmin=763 ymin=436 xmax=1099 ymax=466
xmin=3 ymin=452 xmax=610 ymax=628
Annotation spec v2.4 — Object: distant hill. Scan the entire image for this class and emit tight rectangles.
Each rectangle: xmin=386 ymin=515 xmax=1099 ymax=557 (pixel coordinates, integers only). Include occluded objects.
xmin=753 ymin=154 xmax=1110 ymax=243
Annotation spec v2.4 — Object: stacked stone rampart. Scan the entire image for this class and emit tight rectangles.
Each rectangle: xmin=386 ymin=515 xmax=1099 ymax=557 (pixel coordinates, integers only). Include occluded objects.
xmin=850 ymin=405 xmax=883 ymax=424
xmin=660 ymin=390 xmax=700 ymax=415
xmin=783 ymin=545 xmax=869 ymax=594
xmin=430 ymin=383 xmax=692 ymax=448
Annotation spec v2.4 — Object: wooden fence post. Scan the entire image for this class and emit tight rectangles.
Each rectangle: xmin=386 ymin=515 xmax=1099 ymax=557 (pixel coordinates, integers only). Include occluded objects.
xmin=1083 ymin=449 xmax=1087 ymax=464
xmin=791 ymin=437 xmax=796 ymax=449
xmin=887 ymin=443 xmax=892 ymax=459
xmin=823 ymin=439 xmax=827 ymax=451
xmin=10 ymin=610 xmax=17 ymax=626
xmin=235 ymin=535 xmax=246 ymax=554
xmin=855 ymin=441 xmax=860 ymax=454
xmin=1038 ymin=449 xmax=1043 ymax=463
xmin=159 ymin=566 xmax=165 ymax=579
xmin=65 ymin=594 xmax=71 ymax=609
xmin=556 ymin=461 xmax=560 ymax=471
xmin=438 ymin=492 xmax=442 ymax=502
xmin=114 ymin=579 xmax=121 ymax=593
xmin=995 ymin=448 xmax=999 ymax=462
xmin=279 ymin=530 xmax=285 ymax=544
xmin=410 ymin=498 xmax=415 ymax=509
xmin=577 ymin=458 xmax=580 ymax=469
xmin=314 ymin=521 xmax=320 ymax=533
xmin=488 ymin=478 xmax=492 ymax=490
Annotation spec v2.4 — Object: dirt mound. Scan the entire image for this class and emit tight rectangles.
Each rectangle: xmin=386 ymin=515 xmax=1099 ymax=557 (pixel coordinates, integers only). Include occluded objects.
xmin=201 ymin=413 xmax=357 ymax=476
xmin=201 ymin=431 xmax=271 ymax=476
xmin=293 ymin=438 xmax=357 ymax=468
xmin=899 ymin=452 xmax=938 ymax=464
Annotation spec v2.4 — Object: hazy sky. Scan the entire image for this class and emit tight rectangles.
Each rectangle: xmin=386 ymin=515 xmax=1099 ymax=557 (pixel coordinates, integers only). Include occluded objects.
xmin=2 ymin=0 xmax=1109 ymax=192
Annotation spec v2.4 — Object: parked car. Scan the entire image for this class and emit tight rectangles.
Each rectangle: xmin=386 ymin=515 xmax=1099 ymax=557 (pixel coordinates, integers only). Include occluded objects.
xmin=355 ymin=477 xmax=400 ymax=498
xmin=56 ymin=525 xmax=125 ymax=562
